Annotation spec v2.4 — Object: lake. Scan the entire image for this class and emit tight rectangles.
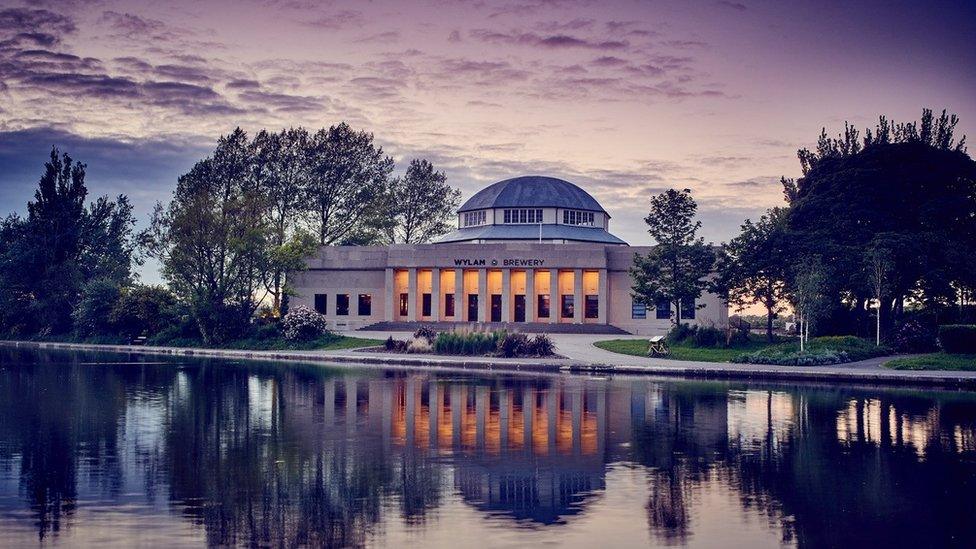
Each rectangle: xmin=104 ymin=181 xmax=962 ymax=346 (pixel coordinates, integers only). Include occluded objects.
xmin=1 ymin=347 xmax=975 ymax=547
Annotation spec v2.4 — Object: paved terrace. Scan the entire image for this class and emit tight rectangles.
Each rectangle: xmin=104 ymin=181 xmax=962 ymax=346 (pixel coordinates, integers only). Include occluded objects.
xmin=6 ymin=332 xmax=976 ymax=389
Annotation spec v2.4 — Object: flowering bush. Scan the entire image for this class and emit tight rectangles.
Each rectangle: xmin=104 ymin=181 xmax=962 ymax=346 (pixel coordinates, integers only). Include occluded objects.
xmin=413 ymin=325 xmax=438 ymax=342
xmin=281 ymin=306 xmax=331 ymax=341
xmin=407 ymin=337 xmax=433 ymax=353
xmin=887 ymin=319 xmax=938 ymax=353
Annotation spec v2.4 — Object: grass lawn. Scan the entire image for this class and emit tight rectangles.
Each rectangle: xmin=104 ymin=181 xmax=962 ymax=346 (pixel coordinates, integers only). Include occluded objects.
xmin=594 ymin=335 xmax=888 ymax=365
xmin=155 ymin=335 xmax=383 ymax=351
xmin=594 ymin=337 xmax=773 ymax=363
xmin=885 ymin=353 xmax=976 ymax=371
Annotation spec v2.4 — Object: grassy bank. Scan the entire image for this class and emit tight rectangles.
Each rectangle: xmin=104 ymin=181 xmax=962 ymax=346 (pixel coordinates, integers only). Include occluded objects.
xmin=885 ymin=353 xmax=976 ymax=371
xmin=594 ymin=337 xmax=771 ymax=362
xmin=595 ymin=335 xmax=889 ymax=365
xmin=11 ymin=334 xmax=383 ymax=352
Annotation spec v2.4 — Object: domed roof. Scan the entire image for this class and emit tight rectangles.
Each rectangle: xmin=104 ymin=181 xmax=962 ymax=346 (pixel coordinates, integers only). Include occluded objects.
xmin=457 ymin=176 xmax=607 ymax=214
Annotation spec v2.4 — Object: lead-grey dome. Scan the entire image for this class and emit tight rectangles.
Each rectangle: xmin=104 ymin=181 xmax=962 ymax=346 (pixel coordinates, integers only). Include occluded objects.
xmin=457 ymin=176 xmax=608 ymax=214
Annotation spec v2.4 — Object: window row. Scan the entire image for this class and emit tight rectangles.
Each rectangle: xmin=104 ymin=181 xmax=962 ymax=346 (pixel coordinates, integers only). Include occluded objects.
xmin=562 ymin=210 xmax=595 ymax=226
xmin=462 ymin=210 xmax=487 ymax=227
xmin=631 ymin=298 xmax=696 ymax=320
xmin=503 ymin=208 xmax=544 ymax=224
xmin=313 ymin=293 xmax=372 ymax=316
xmin=397 ymin=293 xmax=599 ymax=320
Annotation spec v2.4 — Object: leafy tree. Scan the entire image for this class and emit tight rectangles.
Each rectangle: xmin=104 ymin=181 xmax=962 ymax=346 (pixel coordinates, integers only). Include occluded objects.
xmin=142 ymin=129 xmax=269 ymax=344
xmin=864 ymin=241 xmax=895 ymax=346
xmin=789 ymin=256 xmax=830 ymax=351
xmin=783 ymin=108 xmax=975 ymax=334
xmin=0 ymin=148 xmax=135 ymax=335
xmin=110 ymin=284 xmax=180 ymax=339
xmin=386 ymin=159 xmax=460 ymax=244
xmin=72 ymin=277 xmax=123 ymax=338
xmin=307 ymin=123 xmax=393 ymax=245
xmin=717 ymin=208 xmax=789 ymax=341
xmin=251 ymin=128 xmax=316 ymax=314
xmin=631 ymin=188 xmax=715 ymax=326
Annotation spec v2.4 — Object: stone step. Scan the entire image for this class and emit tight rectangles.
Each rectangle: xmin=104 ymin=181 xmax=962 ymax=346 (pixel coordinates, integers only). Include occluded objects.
xmin=359 ymin=321 xmax=628 ymax=334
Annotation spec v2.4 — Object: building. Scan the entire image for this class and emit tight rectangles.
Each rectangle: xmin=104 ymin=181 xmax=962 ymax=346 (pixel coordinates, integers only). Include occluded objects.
xmin=290 ymin=175 xmax=727 ymax=334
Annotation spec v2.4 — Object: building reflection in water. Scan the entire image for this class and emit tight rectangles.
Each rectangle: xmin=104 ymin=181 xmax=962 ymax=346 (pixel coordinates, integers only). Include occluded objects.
xmin=1 ymin=349 xmax=976 ymax=547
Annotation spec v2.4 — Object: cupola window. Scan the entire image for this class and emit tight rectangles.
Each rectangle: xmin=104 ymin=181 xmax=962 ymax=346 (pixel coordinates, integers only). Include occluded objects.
xmin=503 ymin=209 xmax=543 ymax=224
xmin=562 ymin=210 xmax=595 ymax=226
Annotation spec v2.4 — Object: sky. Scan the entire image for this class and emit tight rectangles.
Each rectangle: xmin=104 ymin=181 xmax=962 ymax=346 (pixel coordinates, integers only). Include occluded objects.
xmin=1 ymin=0 xmax=974 ymax=282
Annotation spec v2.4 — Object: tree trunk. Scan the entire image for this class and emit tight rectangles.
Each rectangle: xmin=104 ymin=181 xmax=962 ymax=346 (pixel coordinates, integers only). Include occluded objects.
xmin=765 ymin=306 xmax=774 ymax=342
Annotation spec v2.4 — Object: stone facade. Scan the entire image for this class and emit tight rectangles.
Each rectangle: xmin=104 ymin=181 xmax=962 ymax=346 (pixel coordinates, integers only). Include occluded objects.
xmin=290 ymin=242 xmax=728 ymax=335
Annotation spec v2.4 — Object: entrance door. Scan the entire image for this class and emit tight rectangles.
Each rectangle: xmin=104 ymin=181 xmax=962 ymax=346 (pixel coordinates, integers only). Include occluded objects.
xmin=514 ymin=294 xmax=526 ymax=322
xmin=490 ymin=294 xmax=502 ymax=322
xmin=467 ymin=294 xmax=479 ymax=321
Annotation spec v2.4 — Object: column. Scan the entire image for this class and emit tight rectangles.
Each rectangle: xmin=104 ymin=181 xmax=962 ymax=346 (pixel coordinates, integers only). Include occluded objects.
xmin=525 ymin=269 xmax=536 ymax=323
xmin=573 ymin=268 xmax=583 ymax=324
xmin=549 ymin=268 xmax=559 ymax=324
xmin=477 ymin=268 xmax=488 ymax=322
xmin=406 ymin=268 xmax=417 ymax=322
xmin=384 ymin=268 xmax=394 ymax=321
xmin=454 ymin=268 xmax=463 ymax=322
xmin=431 ymin=267 xmax=441 ymax=322
xmin=501 ymin=269 xmax=511 ymax=323
xmin=597 ymin=268 xmax=608 ymax=324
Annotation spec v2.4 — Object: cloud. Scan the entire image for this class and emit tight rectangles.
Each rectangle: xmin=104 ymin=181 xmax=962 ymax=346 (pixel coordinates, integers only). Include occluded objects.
xmin=0 ymin=8 xmax=75 ymax=36
xmin=471 ymin=29 xmax=629 ymax=50
xmin=354 ymin=31 xmax=400 ymax=44
xmin=303 ymin=10 xmax=364 ymax=29
xmin=717 ymin=1 xmax=748 ymax=11
xmin=237 ymin=90 xmax=324 ymax=112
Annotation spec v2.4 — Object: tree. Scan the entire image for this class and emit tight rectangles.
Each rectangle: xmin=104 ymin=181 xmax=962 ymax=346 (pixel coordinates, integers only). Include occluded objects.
xmin=110 ymin=284 xmax=180 ymax=339
xmin=142 ymin=129 xmax=269 ymax=344
xmin=72 ymin=277 xmax=123 ymax=338
xmin=252 ymin=128 xmax=313 ymax=314
xmin=784 ymin=108 xmax=975 ymax=335
xmin=790 ymin=257 xmax=830 ymax=352
xmin=0 ymin=148 xmax=135 ymax=335
xmin=386 ymin=159 xmax=460 ymax=244
xmin=307 ymin=123 xmax=393 ymax=245
xmin=631 ymin=188 xmax=715 ymax=326
xmin=864 ymin=241 xmax=895 ymax=346
xmin=717 ymin=208 xmax=790 ymax=341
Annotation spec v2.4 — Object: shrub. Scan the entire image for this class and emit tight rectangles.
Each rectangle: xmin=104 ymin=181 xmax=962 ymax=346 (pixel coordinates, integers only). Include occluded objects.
xmin=733 ymin=336 xmax=890 ymax=365
xmin=413 ymin=325 xmax=438 ymax=343
xmin=666 ymin=323 xmax=696 ymax=344
xmin=886 ymin=319 xmax=938 ymax=353
xmin=72 ymin=277 xmax=122 ymax=338
xmin=938 ymin=325 xmax=976 ymax=354
xmin=527 ymin=334 xmax=556 ymax=356
xmin=384 ymin=336 xmax=408 ymax=352
xmin=433 ymin=330 xmax=502 ymax=355
xmin=407 ymin=337 xmax=433 ymax=353
xmin=111 ymin=284 xmax=179 ymax=339
xmin=734 ymin=349 xmax=850 ymax=366
xmin=281 ymin=306 xmax=331 ymax=341
xmin=693 ymin=325 xmax=724 ymax=348
xmin=499 ymin=332 xmax=530 ymax=357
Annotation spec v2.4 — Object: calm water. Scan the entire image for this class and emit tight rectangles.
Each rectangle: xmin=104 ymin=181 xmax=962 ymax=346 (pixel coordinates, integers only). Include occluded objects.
xmin=1 ymin=349 xmax=975 ymax=548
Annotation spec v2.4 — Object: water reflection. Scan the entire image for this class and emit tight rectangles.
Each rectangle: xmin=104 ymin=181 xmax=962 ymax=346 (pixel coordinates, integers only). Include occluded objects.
xmin=1 ymin=348 xmax=975 ymax=547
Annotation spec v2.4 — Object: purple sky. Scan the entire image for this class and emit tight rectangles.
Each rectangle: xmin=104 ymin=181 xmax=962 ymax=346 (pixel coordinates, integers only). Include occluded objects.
xmin=1 ymin=0 xmax=974 ymax=280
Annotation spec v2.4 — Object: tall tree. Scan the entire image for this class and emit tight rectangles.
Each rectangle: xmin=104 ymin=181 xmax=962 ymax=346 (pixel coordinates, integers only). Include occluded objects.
xmin=784 ymin=108 xmax=975 ymax=334
xmin=631 ymin=188 xmax=715 ymax=326
xmin=252 ymin=128 xmax=315 ymax=314
xmin=307 ymin=123 xmax=393 ymax=245
xmin=142 ymin=129 xmax=269 ymax=344
xmin=386 ymin=159 xmax=460 ymax=244
xmin=790 ymin=256 xmax=830 ymax=351
xmin=716 ymin=208 xmax=790 ymax=341
xmin=864 ymin=239 xmax=895 ymax=346
xmin=0 ymin=148 xmax=135 ymax=335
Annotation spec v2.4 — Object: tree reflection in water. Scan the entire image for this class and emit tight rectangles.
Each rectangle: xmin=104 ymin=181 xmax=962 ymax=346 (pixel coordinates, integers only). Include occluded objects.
xmin=0 ymin=347 xmax=975 ymax=547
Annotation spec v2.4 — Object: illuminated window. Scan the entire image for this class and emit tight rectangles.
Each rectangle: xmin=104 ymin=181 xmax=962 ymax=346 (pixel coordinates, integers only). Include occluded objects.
xmin=561 ymin=295 xmax=574 ymax=318
xmin=399 ymin=293 xmax=409 ymax=316
xmin=537 ymin=295 xmax=550 ymax=318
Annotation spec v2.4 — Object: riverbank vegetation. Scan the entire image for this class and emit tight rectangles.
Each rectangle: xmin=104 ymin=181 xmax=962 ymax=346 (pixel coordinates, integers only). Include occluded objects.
xmin=633 ymin=109 xmax=976 ymax=362
xmin=379 ymin=327 xmax=557 ymax=358
xmin=885 ymin=354 xmax=976 ymax=371
xmin=0 ymin=124 xmax=459 ymax=349
xmin=595 ymin=334 xmax=888 ymax=365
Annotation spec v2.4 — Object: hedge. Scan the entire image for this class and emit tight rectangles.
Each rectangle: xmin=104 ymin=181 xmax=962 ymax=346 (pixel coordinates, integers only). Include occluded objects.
xmin=938 ymin=325 xmax=976 ymax=354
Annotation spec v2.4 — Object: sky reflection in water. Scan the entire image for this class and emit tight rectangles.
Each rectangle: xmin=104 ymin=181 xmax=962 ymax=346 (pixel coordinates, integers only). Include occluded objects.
xmin=0 ymin=348 xmax=975 ymax=547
